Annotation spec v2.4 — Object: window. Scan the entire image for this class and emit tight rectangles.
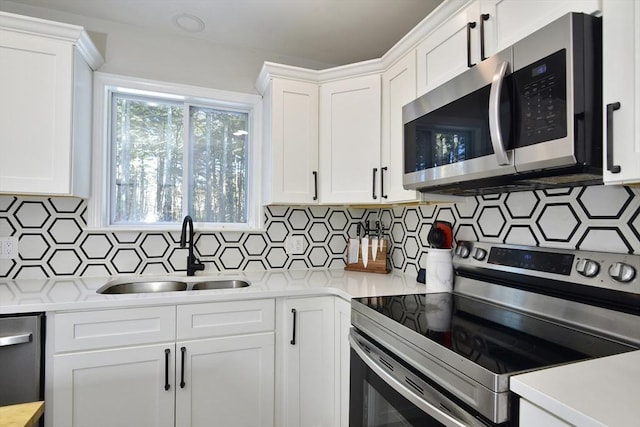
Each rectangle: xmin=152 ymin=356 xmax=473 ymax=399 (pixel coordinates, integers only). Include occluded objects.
xmin=90 ymin=73 xmax=263 ymax=230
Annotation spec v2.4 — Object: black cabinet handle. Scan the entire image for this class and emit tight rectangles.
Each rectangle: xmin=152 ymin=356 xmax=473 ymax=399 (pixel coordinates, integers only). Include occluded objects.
xmin=606 ymin=102 xmax=622 ymax=174
xmin=372 ymin=168 xmax=378 ymax=200
xmin=180 ymin=346 xmax=186 ymax=388
xmin=164 ymin=348 xmax=171 ymax=391
xmin=312 ymin=171 xmax=318 ymax=201
xmin=381 ymin=166 xmax=388 ymax=199
xmin=290 ymin=308 xmax=297 ymax=345
xmin=467 ymin=22 xmax=477 ymax=68
xmin=480 ymin=14 xmax=490 ymax=61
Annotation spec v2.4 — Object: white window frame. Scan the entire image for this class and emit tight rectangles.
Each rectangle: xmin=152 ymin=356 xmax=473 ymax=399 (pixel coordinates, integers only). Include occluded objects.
xmin=88 ymin=72 xmax=263 ymax=231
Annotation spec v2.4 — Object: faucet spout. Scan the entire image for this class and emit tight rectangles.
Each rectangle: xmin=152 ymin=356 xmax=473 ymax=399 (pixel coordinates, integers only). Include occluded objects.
xmin=180 ymin=215 xmax=205 ymax=276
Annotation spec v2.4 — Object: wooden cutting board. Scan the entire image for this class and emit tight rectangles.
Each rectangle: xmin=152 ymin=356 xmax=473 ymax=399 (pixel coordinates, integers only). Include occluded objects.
xmin=0 ymin=401 xmax=44 ymax=427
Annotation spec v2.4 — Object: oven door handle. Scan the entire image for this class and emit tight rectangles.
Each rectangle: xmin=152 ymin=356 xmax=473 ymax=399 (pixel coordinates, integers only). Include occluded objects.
xmin=349 ymin=333 xmax=486 ymax=427
xmin=488 ymin=60 xmax=510 ymax=166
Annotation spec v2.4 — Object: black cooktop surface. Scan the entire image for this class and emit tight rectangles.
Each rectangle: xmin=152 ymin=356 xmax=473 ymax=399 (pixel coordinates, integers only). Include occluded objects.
xmin=353 ymin=293 xmax=635 ymax=375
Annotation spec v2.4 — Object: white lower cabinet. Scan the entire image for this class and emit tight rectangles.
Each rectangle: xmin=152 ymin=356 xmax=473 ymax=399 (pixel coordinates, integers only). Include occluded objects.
xmin=519 ymin=399 xmax=572 ymax=427
xmin=50 ymin=300 xmax=275 ymax=427
xmin=276 ymin=296 xmax=336 ymax=427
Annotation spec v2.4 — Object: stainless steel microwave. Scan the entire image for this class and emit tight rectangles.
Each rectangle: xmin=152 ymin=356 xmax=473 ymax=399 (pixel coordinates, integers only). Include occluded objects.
xmin=403 ymin=13 xmax=602 ymax=195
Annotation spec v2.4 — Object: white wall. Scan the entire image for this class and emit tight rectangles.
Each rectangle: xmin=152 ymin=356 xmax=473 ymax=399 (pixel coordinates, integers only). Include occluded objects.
xmin=0 ymin=1 xmax=335 ymax=94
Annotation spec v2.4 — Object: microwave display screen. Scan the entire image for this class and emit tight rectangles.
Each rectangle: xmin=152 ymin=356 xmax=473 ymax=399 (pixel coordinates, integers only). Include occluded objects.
xmin=532 ymin=64 xmax=547 ymax=77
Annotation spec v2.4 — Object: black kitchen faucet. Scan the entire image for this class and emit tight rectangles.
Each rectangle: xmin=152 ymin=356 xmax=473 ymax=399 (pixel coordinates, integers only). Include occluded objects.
xmin=180 ymin=215 xmax=205 ymax=276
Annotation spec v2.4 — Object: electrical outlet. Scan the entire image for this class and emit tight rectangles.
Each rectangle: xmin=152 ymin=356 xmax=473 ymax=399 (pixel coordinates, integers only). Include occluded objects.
xmin=0 ymin=236 xmax=19 ymax=259
xmin=285 ymin=235 xmax=305 ymax=255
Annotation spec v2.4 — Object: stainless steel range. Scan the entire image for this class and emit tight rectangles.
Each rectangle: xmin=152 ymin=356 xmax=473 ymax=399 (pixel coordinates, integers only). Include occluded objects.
xmin=349 ymin=242 xmax=640 ymax=426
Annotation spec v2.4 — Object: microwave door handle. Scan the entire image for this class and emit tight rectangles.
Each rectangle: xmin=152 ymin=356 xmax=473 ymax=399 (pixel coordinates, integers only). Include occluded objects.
xmin=489 ymin=61 xmax=510 ymax=166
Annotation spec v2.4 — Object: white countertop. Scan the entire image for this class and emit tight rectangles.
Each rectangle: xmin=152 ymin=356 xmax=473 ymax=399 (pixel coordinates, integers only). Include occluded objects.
xmin=511 ymin=350 xmax=640 ymax=427
xmin=0 ymin=268 xmax=431 ymax=314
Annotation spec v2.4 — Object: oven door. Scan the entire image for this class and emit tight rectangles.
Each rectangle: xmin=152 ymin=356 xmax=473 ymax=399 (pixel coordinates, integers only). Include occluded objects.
xmin=349 ymin=330 xmax=490 ymax=427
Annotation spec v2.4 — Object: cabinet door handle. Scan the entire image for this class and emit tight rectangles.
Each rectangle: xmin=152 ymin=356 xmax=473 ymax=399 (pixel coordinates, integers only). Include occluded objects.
xmin=480 ymin=14 xmax=490 ymax=61
xmin=467 ymin=21 xmax=477 ymax=68
xmin=372 ymin=168 xmax=378 ymax=200
xmin=180 ymin=346 xmax=186 ymax=388
xmin=290 ymin=308 xmax=297 ymax=345
xmin=606 ymin=102 xmax=622 ymax=174
xmin=312 ymin=171 xmax=318 ymax=201
xmin=381 ymin=166 xmax=388 ymax=199
xmin=164 ymin=348 xmax=171 ymax=391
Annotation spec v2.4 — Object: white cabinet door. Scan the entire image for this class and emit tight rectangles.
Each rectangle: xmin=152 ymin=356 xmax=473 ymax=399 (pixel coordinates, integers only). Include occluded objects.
xmin=603 ymin=0 xmax=640 ymax=185
xmin=176 ymin=333 xmax=275 ymax=427
xmin=319 ymin=74 xmax=382 ymax=204
xmin=485 ymin=0 xmax=601 ymax=53
xmin=52 ymin=343 xmax=175 ymax=427
xmin=381 ymin=51 xmax=420 ymax=203
xmin=416 ymin=1 xmax=482 ymax=96
xmin=277 ymin=296 xmax=335 ymax=427
xmin=263 ymin=78 xmax=319 ymax=204
xmin=0 ymin=13 xmax=99 ymax=197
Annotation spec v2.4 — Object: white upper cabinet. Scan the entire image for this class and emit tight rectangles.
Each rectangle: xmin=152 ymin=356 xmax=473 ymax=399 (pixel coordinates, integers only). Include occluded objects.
xmin=258 ymin=66 xmax=320 ymax=205
xmin=488 ymin=0 xmax=601 ymax=53
xmin=381 ymin=51 xmax=421 ymax=203
xmin=415 ymin=0 xmax=602 ymax=97
xmin=416 ymin=1 xmax=482 ymax=96
xmin=602 ymin=0 xmax=640 ymax=185
xmin=319 ymin=74 xmax=382 ymax=204
xmin=0 ymin=12 xmax=103 ymax=197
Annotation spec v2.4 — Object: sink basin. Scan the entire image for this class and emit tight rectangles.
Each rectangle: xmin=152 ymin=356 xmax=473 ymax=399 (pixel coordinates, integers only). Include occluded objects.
xmin=191 ymin=280 xmax=251 ymax=290
xmin=97 ymin=278 xmax=251 ymax=294
xmin=98 ymin=280 xmax=188 ymax=294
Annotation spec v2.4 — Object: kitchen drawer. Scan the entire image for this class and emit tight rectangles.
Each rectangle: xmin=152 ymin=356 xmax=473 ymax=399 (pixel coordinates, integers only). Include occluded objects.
xmin=177 ymin=299 xmax=275 ymax=340
xmin=53 ymin=306 xmax=176 ymax=353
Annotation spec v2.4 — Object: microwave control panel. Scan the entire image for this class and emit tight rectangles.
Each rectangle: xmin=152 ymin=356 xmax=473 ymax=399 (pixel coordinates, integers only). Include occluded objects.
xmin=516 ymin=49 xmax=567 ymax=147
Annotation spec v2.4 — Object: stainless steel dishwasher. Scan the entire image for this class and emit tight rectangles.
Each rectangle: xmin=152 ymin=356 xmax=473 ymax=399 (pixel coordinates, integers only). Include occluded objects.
xmin=0 ymin=313 xmax=44 ymax=406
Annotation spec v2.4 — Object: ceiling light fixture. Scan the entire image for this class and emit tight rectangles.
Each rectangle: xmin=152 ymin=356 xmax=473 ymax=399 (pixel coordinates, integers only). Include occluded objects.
xmin=172 ymin=13 xmax=205 ymax=33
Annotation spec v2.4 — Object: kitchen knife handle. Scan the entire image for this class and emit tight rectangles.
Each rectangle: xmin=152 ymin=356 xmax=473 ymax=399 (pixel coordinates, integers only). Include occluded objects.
xmin=372 ymin=168 xmax=378 ymax=200
xmin=180 ymin=346 xmax=186 ymax=388
xmin=480 ymin=14 xmax=490 ymax=61
xmin=467 ymin=21 xmax=477 ymax=68
xmin=164 ymin=348 xmax=171 ymax=391
xmin=290 ymin=308 xmax=297 ymax=345
xmin=312 ymin=171 xmax=318 ymax=200
xmin=381 ymin=166 xmax=388 ymax=199
xmin=606 ymin=102 xmax=621 ymax=174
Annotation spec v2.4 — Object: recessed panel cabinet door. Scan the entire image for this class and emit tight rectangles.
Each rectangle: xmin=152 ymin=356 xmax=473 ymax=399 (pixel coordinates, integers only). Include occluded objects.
xmin=52 ymin=344 xmax=175 ymax=427
xmin=603 ymin=0 xmax=640 ymax=185
xmin=319 ymin=74 xmax=381 ymax=204
xmin=277 ymin=296 xmax=335 ymax=427
xmin=175 ymin=333 xmax=275 ymax=427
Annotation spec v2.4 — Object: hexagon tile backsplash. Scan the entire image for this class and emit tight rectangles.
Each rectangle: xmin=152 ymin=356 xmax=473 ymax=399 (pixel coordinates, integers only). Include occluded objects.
xmin=1 ymin=185 xmax=640 ymax=279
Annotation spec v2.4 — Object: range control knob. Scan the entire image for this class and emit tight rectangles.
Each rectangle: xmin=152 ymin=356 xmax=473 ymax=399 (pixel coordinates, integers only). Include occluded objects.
xmin=609 ymin=262 xmax=636 ymax=283
xmin=576 ymin=259 xmax=600 ymax=278
xmin=473 ymin=248 xmax=487 ymax=261
xmin=456 ymin=244 xmax=471 ymax=259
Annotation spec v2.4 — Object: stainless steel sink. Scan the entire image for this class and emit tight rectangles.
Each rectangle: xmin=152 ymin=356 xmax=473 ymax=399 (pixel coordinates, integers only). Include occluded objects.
xmin=97 ymin=278 xmax=251 ymax=294
xmin=98 ymin=280 xmax=188 ymax=294
xmin=191 ymin=280 xmax=250 ymax=290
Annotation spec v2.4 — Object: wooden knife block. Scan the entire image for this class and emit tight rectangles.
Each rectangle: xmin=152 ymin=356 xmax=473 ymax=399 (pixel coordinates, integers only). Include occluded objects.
xmin=345 ymin=238 xmax=391 ymax=274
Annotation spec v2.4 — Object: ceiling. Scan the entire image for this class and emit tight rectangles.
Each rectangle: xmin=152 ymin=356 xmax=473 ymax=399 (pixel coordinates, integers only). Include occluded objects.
xmin=7 ymin=0 xmax=444 ymax=68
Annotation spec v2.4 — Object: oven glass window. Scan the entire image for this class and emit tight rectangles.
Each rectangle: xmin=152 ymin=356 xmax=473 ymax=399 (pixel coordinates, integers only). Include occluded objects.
xmin=350 ymin=350 xmax=446 ymax=427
